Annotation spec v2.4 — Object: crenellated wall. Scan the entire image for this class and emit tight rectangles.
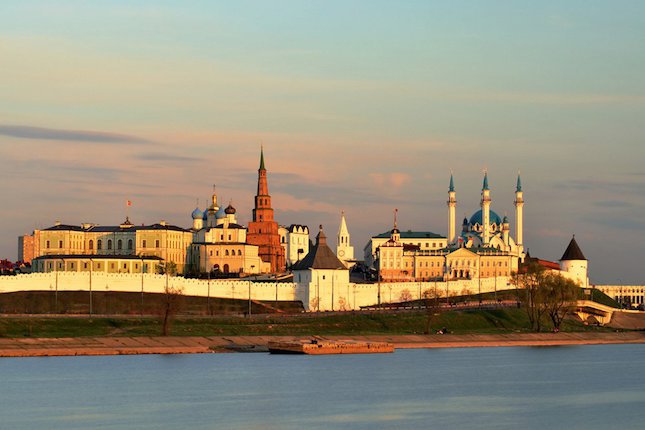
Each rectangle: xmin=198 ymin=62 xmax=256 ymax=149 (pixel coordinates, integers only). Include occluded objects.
xmin=0 ymin=273 xmax=518 ymax=311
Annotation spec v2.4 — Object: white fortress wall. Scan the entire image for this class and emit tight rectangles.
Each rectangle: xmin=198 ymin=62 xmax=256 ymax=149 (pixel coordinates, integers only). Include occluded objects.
xmin=0 ymin=273 xmax=301 ymax=302
xmin=1 ymin=273 xmax=517 ymax=311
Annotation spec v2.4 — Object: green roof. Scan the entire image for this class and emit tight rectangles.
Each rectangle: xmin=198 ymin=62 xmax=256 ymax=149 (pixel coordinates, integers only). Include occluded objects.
xmin=374 ymin=230 xmax=445 ymax=239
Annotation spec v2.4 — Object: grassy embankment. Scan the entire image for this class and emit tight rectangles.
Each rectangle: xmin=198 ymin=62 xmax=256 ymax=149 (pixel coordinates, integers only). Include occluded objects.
xmin=0 ymin=288 xmax=619 ymax=338
xmin=0 ymin=308 xmax=612 ymax=339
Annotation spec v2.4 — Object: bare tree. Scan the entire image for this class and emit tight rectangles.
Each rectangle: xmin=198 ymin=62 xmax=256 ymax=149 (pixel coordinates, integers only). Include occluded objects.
xmin=161 ymin=284 xmax=184 ymax=336
xmin=399 ymin=288 xmax=413 ymax=303
xmin=422 ymin=288 xmax=442 ymax=334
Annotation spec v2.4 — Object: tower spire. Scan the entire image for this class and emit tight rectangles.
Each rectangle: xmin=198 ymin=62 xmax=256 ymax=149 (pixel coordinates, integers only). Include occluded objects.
xmin=516 ymin=171 xmax=522 ymax=192
xmin=481 ymin=171 xmax=491 ymax=245
xmin=259 ymin=145 xmax=266 ymax=170
xmin=447 ymin=172 xmax=457 ymax=244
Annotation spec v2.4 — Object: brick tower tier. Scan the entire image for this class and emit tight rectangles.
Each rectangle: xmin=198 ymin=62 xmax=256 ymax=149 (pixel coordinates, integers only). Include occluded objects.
xmin=246 ymin=148 xmax=286 ymax=273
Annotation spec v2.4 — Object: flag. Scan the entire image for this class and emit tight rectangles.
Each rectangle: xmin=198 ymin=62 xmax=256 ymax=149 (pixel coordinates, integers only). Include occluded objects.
xmin=126 ymin=200 xmax=132 ymax=207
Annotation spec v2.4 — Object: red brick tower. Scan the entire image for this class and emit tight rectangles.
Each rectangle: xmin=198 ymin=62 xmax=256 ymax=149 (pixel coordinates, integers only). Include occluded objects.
xmin=247 ymin=148 xmax=286 ymax=273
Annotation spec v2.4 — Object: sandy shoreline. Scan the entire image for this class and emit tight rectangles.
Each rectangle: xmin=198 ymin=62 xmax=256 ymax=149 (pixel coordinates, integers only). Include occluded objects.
xmin=1 ymin=332 xmax=644 ymax=357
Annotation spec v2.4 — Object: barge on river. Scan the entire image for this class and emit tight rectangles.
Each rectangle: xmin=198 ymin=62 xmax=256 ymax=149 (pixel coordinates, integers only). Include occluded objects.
xmin=268 ymin=339 xmax=394 ymax=355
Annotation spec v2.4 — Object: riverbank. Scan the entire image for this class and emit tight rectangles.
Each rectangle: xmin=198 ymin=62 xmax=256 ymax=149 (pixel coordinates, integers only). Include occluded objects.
xmin=1 ymin=332 xmax=644 ymax=357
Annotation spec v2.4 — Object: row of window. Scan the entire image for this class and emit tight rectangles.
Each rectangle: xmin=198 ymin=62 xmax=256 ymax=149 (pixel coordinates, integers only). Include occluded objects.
xmin=208 ymin=249 xmax=243 ymax=257
xmin=46 ymin=261 xmax=145 ymax=271
xmin=45 ymin=238 xmax=187 ymax=250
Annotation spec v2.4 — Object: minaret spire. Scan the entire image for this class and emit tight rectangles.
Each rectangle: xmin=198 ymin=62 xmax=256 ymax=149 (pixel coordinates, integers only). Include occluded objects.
xmin=514 ymin=171 xmax=524 ymax=253
xmin=481 ymin=170 xmax=491 ymax=245
xmin=448 ymin=172 xmax=457 ymax=244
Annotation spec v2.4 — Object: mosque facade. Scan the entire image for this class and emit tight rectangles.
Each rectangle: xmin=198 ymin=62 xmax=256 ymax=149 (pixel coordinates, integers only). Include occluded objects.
xmin=365 ymin=172 xmax=526 ymax=282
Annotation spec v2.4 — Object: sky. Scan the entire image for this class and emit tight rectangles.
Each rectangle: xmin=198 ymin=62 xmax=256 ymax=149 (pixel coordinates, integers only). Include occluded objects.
xmin=1 ymin=0 xmax=644 ymax=284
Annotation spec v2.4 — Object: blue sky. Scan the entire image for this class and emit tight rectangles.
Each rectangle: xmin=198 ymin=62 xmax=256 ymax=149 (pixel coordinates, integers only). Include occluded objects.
xmin=1 ymin=1 xmax=644 ymax=283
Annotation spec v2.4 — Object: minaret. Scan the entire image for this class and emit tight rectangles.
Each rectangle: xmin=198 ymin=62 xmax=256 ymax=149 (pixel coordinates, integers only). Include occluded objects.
xmin=514 ymin=172 xmax=524 ymax=251
xmin=336 ymin=211 xmax=354 ymax=267
xmin=502 ymin=215 xmax=510 ymax=247
xmin=447 ymin=173 xmax=457 ymax=244
xmin=481 ymin=171 xmax=491 ymax=246
xmin=247 ymin=147 xmax=286 ymax=272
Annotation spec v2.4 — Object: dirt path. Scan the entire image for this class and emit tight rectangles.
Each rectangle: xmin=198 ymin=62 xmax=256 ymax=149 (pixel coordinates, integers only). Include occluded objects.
xmin=1 ymin=332 xmax=644 ymax=357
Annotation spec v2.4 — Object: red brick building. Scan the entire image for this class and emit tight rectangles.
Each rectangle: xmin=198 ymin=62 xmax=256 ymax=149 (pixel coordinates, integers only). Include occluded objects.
xmin=246 ymin=148 xmax=286 ymax=273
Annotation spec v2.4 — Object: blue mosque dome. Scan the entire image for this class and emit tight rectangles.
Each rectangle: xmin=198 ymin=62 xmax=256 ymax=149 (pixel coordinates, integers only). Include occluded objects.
xmin=191 ymin=207 xmax=203 ymax=220
xmin=469 ymin=209 xmax=502 ymax=226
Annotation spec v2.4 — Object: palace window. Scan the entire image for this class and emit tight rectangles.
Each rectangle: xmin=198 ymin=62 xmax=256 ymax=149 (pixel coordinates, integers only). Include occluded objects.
xmin=108 ymin=240 xmax=112 ymax=250
xmin=97 ymin=240 xmax=102 ymax=250
xmin=155 ymin=240 xmax=160 ymax=248
xmin=142 ymin=240 xmax=147 ymax=248
xmin=117 ymin=240 xmax=122 ymax=250
xmin=89 ymin=240 xmax=94 ymax=250
xmin=59 ymin=240 xmax=63 ymax=248
xmin=46 ymin=240 xmax=50 ymax=248
xmin=128 ymin=239 xmax=133 ymax=250
xmin=238 ymin=250 xmax=242 ymax=256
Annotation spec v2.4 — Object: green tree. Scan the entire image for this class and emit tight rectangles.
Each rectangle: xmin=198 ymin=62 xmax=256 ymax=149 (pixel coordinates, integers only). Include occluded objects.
xmin=512 ymin=263 xmax=581 ymax=332
xmin=512 ymin=262 xmax=549 ymax=332
xmin=543 ymin=273 xmax=579 ymax=330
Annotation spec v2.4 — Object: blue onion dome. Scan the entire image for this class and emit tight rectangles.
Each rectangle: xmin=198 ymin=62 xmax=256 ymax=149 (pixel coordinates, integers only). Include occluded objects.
xmin=191 ymin=207 xmax=203 ymax=220
xmin=202 ymin=210 xmax=208 ymax=220
xmin=215 ymin=206 xmax=226 ymax=219
xmin=503 ymin=215 xmax=509 ymax=223
xmin=469 ymin=209 xmax=502 ymax=226
xmin=225 ymin=203 xmax=236 ymax=215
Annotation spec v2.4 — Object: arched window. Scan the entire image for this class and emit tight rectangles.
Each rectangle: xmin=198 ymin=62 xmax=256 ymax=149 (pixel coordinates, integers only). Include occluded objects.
xmin=142 ymin=240 xmax=147 ymax=248
xmin=59 ymin=240 xmax=63 ymax=248
xmin=107 ymin=240 xmax=113 ymax=250
xmin=223 ymin=264 xmax=229 ymax=274
xmin=117 ymin=240 xmax=122 ymax=250
xmin=225 ymin=250 xmax=229 ymax=256
xmin=89 ymin=240 xmax=94 ymax=250
xmin=155 ymin=240 xmax=159 ymax=248
xmin=97 ymin=240 xmax=102 ymax=250
xmin=238 ymin=250 xmax=242 ymax=256
xmin=128 ymin=239 xmax=133 ymax=250
xmin=46 ymin=240 xmax=50 ymax=248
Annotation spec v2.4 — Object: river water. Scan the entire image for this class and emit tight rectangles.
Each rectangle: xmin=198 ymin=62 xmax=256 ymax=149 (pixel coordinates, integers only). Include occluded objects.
xmin=1 ymin=345 xmax=644 ymax=429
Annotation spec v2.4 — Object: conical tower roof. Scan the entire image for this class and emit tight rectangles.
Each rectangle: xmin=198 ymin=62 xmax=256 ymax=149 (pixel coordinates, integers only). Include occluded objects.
xmin=560 ymin=236 xmax=586 ymax=261
xmin=292 ymin=226 xmax=347 ymax=270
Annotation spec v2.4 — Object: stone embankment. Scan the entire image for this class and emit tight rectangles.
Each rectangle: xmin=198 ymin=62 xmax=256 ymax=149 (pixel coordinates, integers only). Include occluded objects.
xmin=1 ymin=332 xmax=644 ymax=357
